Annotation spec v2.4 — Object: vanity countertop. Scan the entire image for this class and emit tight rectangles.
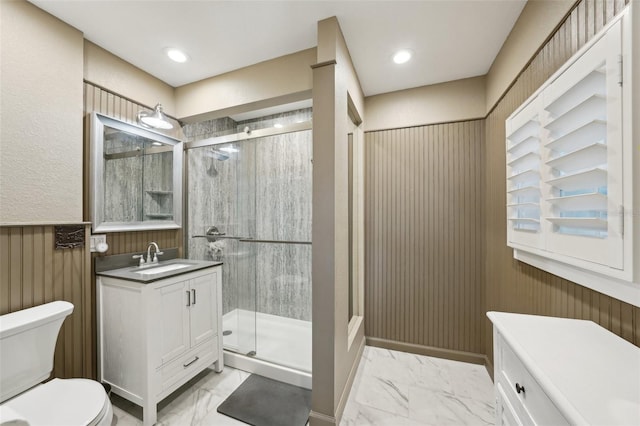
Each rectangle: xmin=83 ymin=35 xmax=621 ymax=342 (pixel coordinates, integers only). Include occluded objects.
xmin=487 ymin=311 xmax=640 ymax=426
xmin=96 ymin=258 xmax=222 ymax=283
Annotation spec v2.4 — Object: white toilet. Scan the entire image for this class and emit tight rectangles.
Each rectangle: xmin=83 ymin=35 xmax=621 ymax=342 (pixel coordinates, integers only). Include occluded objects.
xmin=0 ymin=301 xmax=113 ymax=426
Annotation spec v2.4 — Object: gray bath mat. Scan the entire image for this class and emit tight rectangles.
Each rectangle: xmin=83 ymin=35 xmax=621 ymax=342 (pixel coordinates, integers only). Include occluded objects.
xmin=217 ymin=374 xmax=311 ymax=426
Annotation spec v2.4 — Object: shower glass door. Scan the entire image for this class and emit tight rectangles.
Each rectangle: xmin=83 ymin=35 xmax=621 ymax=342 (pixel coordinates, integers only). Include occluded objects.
xmin=186 ymin=139 xmax=257 ymax=357
xmin=240 ymin=126 xmax=312 ymax=373
xmin=186 ymin=108 xmax=312 ymax=374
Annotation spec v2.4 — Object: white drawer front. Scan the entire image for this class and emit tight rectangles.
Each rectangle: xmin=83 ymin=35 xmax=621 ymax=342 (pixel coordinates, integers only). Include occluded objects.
xmin=499 ymin=340 xmax=568 ymax=426
xmin=497 ymin=382 xmax=522 ymax=426
xmin=159 ymin=338 xmax=218 ymax=395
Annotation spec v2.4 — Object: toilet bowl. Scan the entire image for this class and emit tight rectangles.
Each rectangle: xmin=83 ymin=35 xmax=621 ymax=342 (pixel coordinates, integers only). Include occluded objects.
xmin=0 ymin=301 xmax=113 ymax=426
xmin=0 ymin=378 xmax=113 ymax=426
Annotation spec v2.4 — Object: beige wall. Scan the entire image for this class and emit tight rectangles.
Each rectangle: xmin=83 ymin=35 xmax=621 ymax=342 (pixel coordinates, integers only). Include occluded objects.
xmin=84 ymin=41 xmax=176 ymax=115
xmin=175 ymin=48 xmax=315 ymax=122
xmin=364 ymin=76 xmax=486 ymax=131
xmin=485 ymin=0 xmax=575 ymax=112
xmin=311 ymin=16 xmax=366 ymax=426
xmin=0 ymin=0 xmax=84 ymax=224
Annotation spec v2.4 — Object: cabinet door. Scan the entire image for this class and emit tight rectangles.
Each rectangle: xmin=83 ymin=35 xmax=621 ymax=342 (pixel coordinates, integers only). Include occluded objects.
xmin=157 ymin=280 xmax=190 ymax=364
xmin=189 ymin=272 xmax=218 ymax=347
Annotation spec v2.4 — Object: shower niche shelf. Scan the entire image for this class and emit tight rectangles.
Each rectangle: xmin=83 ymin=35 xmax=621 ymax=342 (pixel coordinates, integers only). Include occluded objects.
xmin=145 ymin=190 xmax=174 ymax=220
xmin=145 ymin=213 xmax=174 ymax=219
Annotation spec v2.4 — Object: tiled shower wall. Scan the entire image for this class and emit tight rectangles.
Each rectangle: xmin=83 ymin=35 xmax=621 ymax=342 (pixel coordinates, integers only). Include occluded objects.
xmin=184 ymin=109 xmax=312 ymax=321
xmin=103 ymin=134 xmax=173 ymax=222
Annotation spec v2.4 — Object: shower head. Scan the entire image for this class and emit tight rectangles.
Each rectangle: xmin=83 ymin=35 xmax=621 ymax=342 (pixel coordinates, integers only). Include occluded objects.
xmin=206 ymin=148 xmax=230 ymax=161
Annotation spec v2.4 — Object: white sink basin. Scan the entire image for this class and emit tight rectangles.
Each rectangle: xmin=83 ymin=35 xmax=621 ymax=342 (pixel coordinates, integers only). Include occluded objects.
xmin=134 ymin=263 xmax=192 ymax=275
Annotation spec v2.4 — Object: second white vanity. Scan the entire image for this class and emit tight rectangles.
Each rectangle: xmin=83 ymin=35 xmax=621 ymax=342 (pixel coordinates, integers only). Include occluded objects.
xmin=97 ymin=257 xmax=223 ymax=426
xmin=488 ymin=311 xmax=640 ymax=426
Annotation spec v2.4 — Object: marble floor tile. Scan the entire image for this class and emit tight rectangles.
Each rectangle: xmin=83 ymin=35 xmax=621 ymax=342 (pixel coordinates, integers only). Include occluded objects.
xmin=353 ymin=374 xmax=410 ymax=417
xmin=110 ymin=346 xmax=494 ymax=426
xmin=341 ymin=346 xmax=495 ymax=426
xmin=341 ymin=401 xmax=425 ymax=426
xmin=110 ymin=367 xmax=250 ymax=426
xmin=408 ymin=387 xmax=494 ymax=426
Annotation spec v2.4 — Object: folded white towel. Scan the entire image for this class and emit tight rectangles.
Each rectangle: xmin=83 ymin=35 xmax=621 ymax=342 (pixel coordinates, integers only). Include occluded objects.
xmin=0 ymin=405 xmax=29 ymax=426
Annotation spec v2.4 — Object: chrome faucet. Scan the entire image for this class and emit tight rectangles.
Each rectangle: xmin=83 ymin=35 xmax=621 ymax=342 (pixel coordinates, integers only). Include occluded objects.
xmin=132 ymin=242 xmax=164 ymax=267
xmin=146 ymin=242 xmax=163 ymax=264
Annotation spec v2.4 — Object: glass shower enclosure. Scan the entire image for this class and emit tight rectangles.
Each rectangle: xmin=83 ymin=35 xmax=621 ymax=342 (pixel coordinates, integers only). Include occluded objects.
xmin=184 ymin=108 xmax=312 ymax=387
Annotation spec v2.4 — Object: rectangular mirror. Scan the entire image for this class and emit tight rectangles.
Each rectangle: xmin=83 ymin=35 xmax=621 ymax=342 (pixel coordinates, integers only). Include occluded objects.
xmin=90 ymin=112 xmax=183 ymax=232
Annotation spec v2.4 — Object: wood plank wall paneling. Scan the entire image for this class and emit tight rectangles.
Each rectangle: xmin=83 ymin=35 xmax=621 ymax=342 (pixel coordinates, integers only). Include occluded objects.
xmin=0 ymin=225 xmax=93 ymax=379
xmin=364 ymin=120 xmax=486 ymax=357
xmin=484 ymin=0 xmax=639 ymax=362
xmin=83 ymin=81 xmax=183 ymax=377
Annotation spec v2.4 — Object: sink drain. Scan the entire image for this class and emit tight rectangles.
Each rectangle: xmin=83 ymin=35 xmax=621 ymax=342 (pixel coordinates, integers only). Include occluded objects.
xmin=223 ymin=330 xmax=232 ymax=336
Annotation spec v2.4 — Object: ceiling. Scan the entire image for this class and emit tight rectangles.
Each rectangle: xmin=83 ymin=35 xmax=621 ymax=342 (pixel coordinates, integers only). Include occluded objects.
xmin=29 ymin=0 xmax=526 ymax=97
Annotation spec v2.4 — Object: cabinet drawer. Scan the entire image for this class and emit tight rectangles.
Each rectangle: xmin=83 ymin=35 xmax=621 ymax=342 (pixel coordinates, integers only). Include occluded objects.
xmin=499 ymin=341 xmax=568 ymax=426
xmin=159 ymin=338 xmax=218 ymax=394
xmin=497 ymin=382 xmax=522 ymax=426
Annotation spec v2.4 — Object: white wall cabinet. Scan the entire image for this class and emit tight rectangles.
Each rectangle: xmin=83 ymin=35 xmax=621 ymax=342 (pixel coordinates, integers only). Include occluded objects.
xmin=97 ymin=266 xmax=223 ymax=426
xmin=488 ymin=311 xmax=640 ymax=426
xmin=505 ymin=6 xmax=639 ymax=306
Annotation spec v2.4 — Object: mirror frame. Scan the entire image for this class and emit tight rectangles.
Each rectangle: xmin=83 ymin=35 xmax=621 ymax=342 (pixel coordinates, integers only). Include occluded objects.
xmin=90 ymin=112 xmax=183 ymax=232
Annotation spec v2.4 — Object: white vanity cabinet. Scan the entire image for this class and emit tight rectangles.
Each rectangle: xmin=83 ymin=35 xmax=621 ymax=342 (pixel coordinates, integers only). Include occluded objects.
xmin=488 ymin=311 xmax=640 ymax=426
xmin=97 ymin=266 xmax=223 ymax=426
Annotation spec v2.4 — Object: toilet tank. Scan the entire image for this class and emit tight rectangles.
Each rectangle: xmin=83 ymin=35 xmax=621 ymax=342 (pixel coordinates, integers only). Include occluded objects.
xmin=0 ymin=301 xmax=73 ymax=403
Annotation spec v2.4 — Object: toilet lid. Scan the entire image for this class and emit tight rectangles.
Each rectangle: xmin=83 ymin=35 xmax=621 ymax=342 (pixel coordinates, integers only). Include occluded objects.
xmin=2 ymin=378 xmax=108 ymax=425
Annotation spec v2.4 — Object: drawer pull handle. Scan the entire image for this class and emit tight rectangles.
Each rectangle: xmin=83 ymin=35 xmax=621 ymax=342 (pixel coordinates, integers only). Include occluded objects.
xmin=192 ymin=289 xmax=196 ymax=305
xmin=186 ymin=291 xmax=191 ymax=307
xmin=515 ymin=383 xmax=525 ymax=394
xmin=183 ymin=356 xmax=199 ymax=368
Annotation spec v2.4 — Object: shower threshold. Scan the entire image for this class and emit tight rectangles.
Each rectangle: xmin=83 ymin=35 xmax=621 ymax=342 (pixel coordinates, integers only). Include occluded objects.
xmin=224 ymin=350 xmax=312 ymax=390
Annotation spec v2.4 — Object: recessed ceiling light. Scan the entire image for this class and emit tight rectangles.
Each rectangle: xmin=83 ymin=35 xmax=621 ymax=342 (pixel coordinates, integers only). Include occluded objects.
xmin=165 ymin=48 xmax=189 ymax=63
xmin=393 ymin=49 xmax=413 ymax=64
